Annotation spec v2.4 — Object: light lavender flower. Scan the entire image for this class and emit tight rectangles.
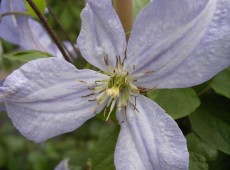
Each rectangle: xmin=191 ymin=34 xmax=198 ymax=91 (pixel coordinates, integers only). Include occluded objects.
xmin=0 ymin=0 xmax=25 ymax=45
xmin=0 ymin=0 xmax=230 ymax=169
xmin=0 ymin=0 xmax=77 ymax=58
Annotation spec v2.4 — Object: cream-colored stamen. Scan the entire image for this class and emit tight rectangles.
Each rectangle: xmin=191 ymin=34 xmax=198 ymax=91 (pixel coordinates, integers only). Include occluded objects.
xmin=106 ymin=87 xmax=120 ymax=98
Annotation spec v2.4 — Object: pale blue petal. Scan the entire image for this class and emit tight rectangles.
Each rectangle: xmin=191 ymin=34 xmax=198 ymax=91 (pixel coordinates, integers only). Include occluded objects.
xmin=115 ymin=95 xmax=188 ymax=170
xmin=77 ymin=0 xmax=126 ymax=71
xmin=0 ymin=0 xmax=25 ymax=45
xmin=63 ymin=41 xmax=78 ymax=59
xmin=0 ymin=0 xmax=65 ymax=58
xmin=54 ymin=159 xmax=69 ymax=170
xmin=0 ymin=0 xmax=25 ymax=11
xmin=0 ymin=58 xmax=108 ymax=142
xmin=18 ymin=16 xmax=77 ymax=59
xmin=47 ymin=43 xmax=65 ymax=59
xmin=138 ymin=0 xmax=230 ymax=88
xmin=18 ymin=17 xmax=70 ymax=59
xmin=125 ymin=0 xmax=210 ymax=73
xmin=48 ymin=42 xmax=78 ymax=59
xmin=124 ymin=0 xmax=229 ymax=89
xmin=18 ymin=17 xmax=52 ymax=51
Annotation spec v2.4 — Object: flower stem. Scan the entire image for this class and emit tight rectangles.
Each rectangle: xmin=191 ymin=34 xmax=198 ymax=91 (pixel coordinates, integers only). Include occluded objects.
xmin=25 ymin=0 xmax=71 ymax=62
xmin=0 ymin=11 xmax=29 ymax=19
xmin=45 ymin=1 xmax=80 ymax=57
xmin=113 ymin=0 xmax=133 ymax=41
xmin=198 ymin=86 xmax=211 ymax=96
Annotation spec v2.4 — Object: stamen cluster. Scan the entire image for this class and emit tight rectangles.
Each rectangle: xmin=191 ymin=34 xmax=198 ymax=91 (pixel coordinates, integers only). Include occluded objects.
xmin=82 ymin=65 xmax=140 ymax=120
xmin=98 ymin=72 xmax=132 ymax=120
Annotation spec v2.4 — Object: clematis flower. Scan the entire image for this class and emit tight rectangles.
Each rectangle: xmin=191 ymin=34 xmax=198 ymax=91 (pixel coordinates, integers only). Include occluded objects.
xmin=0 ymin=0 xmax=25 ymax=45
xmin=0 ymin=0 xmax=77 ymax=58
xmin=0 ymin=0 xmax=230 ymax=169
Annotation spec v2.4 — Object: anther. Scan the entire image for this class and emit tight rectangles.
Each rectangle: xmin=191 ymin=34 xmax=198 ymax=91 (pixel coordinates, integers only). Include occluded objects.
xmin=81 ymin=93 xmax=96 ymax=98
xmin=104 ymin=55 xmax=109 ymax=65
xmin=77 ymin=80 xmax=87 ymax=83
xmin=88 ymin=99 xmax=96 ymax=102
xmin=122 ymin=55 xmax=127 ymax=65
xmin=116 ymin=56 xmax=119 ymax=67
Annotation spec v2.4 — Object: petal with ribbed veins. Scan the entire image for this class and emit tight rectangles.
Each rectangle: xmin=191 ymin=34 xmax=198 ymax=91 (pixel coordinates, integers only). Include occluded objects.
xmin=0 ymin=58 xmax=108 ymax=142
xmin=115 ymin=95 xmax=188 ymax=170
xmin=0 ymin=0 xmax=25 ymax=44
xmin=125 ymin=0 xmax=229 ymax=90
xmin=18 ymin=17 xmax=52 ymax=52
xmin=77 ymin=0 xmax=126 ymax=71
xmin=141 ymin=0 xmax=230 ymax=88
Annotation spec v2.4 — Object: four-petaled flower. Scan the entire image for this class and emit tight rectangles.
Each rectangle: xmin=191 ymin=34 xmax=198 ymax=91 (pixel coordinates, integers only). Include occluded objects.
xmin=0 ymin=0 xmax=230 ymax=169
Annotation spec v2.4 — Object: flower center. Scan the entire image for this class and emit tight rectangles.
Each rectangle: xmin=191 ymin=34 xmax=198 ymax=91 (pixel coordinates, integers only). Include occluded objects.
xmin=82 ymin=69 xmax=140 ymax=121
xmin=105 ymin=74 xmax=128 ymax=98
xmin=106 ymin=87 xmax=120 ymax=98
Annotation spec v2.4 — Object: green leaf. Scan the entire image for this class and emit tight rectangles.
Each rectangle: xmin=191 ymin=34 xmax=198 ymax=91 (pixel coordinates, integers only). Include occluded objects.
xmin=209 ymin=152 xmax=230 ymax=170
xmin=189 ymin=152 xmax=208 ymax=170
xmin=189 ymin=94 xmax=230 ymax=154
xmin=186 ymin=133 xmax=218 ymax=161
xmin=193 ymin=80 xmax=211 ymax=96
xmin=25 ymin=0 xmax=47 ymax=18
xmin=28 ymin=152 xmax=48 ymax=170
xmin=133 ymin=0 xmax=149 ymax=18
xmin=211 ymin=67 xmax=230 ymax=99
xmin=0 ymin=146 xmax=5 ymax=166
xmin=147 ymin=88 xmax=200 ymax=119
xmin=90 ymin=125 xmax=120 ymax=170
xmin=2 ymin=50 xmax=52 ymax=62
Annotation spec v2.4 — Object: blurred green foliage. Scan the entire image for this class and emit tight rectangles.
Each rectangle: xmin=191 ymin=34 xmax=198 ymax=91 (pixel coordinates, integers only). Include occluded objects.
xmin=25 ymin=0 xmax=47 ymax=18
xmin=0 ymin=110 xmax=119 ymax=170
xmin=148 ymin=88 xmax=201 ymax=119
xmin=2 ymin=50 xmax=52 ymax=62
xmin=47 ymin=0 xmax=85 ymax=41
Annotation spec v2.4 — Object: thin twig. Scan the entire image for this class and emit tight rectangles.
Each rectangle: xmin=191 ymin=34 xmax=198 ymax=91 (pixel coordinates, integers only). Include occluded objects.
xmin=0 ymin=11 xmax=29 ymax=20
xmin=25 ymin=0 xmax=71 ymax=62
xmin=45 ymin=2 xmax=75 ymax=60
xmin=46 ymin=1 xmax=80 ymax=56
xmin=198 ymin=86 xmax=211 ymax=96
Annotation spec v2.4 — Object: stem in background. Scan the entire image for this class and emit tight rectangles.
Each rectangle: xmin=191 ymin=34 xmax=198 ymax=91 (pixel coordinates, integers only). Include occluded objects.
xmin=0 ymin=11 xmax=29 ymax=19
xmin=198 ymin=86 xmax=211 ymax=96
xmin=114 ymin=0 xmax=133 ymax=41
xmin=45 ymin=1 xmax=80 ymax=57
xmin=25 ymin=0 xmax=71 ymax=62
xmin=45 ymin=2 xmax=74 ymax=61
